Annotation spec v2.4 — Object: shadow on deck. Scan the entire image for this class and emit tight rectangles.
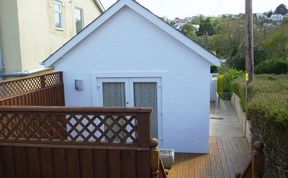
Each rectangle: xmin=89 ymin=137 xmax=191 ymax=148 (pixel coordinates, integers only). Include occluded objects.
xmin=169 ymin=137 xmax=251 ymax=178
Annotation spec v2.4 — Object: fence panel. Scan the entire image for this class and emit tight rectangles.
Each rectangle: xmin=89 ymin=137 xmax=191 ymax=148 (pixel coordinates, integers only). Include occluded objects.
xmin=0 ymin=72 xmax=64 ymax=106
xmin=0 ymin=107 xmax=152 ymax=178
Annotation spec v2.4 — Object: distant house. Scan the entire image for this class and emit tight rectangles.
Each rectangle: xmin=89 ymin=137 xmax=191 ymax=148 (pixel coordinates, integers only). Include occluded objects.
xmin=0 ymin=0 xmax=104 ymax=78
xmin=271 ymin=14 xmax=284 ymax=21
xmin=174 ymin=18 xmax=188 ymax=29
xmin=43 ymin=0 xmax=220 ymax=153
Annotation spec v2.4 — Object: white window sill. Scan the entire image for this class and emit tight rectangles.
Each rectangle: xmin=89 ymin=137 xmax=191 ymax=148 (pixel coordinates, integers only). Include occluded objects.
xmin=55 ymin=27 xmax=64 ymax=31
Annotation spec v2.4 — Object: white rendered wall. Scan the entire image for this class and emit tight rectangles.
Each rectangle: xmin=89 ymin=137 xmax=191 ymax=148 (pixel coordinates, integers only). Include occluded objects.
xmin=210 ymin=76 xmax=218 ymax=101
xmin=54 ymin=7 xmax=211 ymax=153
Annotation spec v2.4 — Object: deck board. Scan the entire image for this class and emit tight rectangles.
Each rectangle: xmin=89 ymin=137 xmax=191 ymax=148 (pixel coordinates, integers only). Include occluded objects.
xmin=169 ymin=137 xmax=251 ymax=178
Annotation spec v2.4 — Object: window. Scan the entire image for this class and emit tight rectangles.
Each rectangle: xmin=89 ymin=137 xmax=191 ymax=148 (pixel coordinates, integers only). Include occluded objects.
xmin=54 ymin=0 xmax=63 ymax=29
xmin=75 ymin=8 xmax=84 ymax=33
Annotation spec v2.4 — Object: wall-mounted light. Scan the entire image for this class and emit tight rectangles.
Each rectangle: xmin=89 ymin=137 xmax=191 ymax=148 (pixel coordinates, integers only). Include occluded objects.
xmin=75 ymin=79 xmax=84 ymax=91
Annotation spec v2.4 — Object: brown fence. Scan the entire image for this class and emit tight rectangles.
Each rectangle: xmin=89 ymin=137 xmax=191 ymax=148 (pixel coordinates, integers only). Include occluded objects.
xmin=0 ymin=72 xmax=65 ymax=106
xmin=0 ymin=106 xmax=155 ymax=178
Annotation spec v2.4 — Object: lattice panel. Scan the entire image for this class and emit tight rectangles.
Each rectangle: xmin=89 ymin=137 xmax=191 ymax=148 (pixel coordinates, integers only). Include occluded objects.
xmin=44 ymin=73 xmax=62 ymax=87
xmin=0 ymin=72 xmax=62 ymax=98
xmin=0 ymin=112 xmax=138 ymax=144
xmin=0 ymin=78 xmax=41 ymax=97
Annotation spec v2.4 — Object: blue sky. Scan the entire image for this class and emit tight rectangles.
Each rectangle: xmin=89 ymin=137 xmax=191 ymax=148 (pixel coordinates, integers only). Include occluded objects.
xmin=101 ymin=0 xmax=288 ymax=18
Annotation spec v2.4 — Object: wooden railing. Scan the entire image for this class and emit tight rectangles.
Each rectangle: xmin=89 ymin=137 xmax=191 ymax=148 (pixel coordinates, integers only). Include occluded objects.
xmin=236 ymin=141 xmax=265 ymax=178
xmin=151 ymin=138 xmax=168 ymax=178
xmin=0 ymin=106 xmax=152 ymax=178
xmin=0 ymin=72 xmax=64 ymax=106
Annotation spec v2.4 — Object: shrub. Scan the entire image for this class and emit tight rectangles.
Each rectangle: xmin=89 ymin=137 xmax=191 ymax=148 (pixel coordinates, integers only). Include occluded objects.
xmin=232 ymin=74 xmax=288 ymax=177
xmin=223 ymin=69 xmax=244 ymax=93
xmin=218 ymin=69 xmax=244 ymax=99
xmin=217 ymin=74 xmax=224 ymax=93
xmin=232 ymin=75 xmax=288 ymax=110
xmin=255 ymin=59 xmax=288 ymax=74
xmin=248 ymin=92 xmax=288 ymax=177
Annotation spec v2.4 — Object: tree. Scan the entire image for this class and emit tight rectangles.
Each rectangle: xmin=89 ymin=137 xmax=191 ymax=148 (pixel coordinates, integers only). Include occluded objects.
xmin=197 ymin=18 xmax=215 ymax=36
xmin=263 ymin=20 xmax=288 ymax=60
xmin=274 ymin=4 xmax=288 ymax=15
xmin=267 ymin=11 xmax=273 ymax=17
xmin=181 ymin=23 xmax=197 ymax=39
xmin=196 ymin=18 xmax=216 ymax=49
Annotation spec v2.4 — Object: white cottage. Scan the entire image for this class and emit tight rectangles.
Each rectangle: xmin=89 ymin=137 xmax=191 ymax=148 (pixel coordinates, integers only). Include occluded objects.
xmin=43 ymin=0 xmax=220 ymax=153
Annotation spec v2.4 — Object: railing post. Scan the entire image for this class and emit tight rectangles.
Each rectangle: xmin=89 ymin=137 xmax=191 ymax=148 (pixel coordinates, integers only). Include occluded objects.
xmin=151 ymin=138 xmax=160 ymax=178
xmin=136 ymin=112 xmax=151 ymax=148
xmin=59 ymin=72 xmax=64 ymax=84
xmin=40 ymin=75 xmax=46 ymax=88
xmin=252 ymin=141 xmax=265 ymax=178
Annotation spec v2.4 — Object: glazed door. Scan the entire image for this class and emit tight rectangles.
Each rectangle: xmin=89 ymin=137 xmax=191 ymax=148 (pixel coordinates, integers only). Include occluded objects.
xmin=132 ymin=82 xmax=158 ymax=138
xmin=98 ymin=78 xmax=161 ymax=139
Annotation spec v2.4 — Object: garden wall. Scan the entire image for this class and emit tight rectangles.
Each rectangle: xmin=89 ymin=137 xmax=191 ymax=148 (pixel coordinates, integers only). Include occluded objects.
xmin=231 ymin=93 xmax=252 ymax=144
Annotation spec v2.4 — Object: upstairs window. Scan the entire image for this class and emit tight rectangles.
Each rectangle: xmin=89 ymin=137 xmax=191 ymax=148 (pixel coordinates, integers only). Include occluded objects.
xmin=54 ymin=0 xmax=63 ymax=29
xmin=75 ymin=8 xmax=84 ymax=33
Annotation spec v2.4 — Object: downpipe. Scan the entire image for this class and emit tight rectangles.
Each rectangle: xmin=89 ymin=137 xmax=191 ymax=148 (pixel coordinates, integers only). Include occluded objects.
xmin=0 ymin=71 xmax=30 ymax=77
xmin=0 ymin=67 xmax=51 ymax=78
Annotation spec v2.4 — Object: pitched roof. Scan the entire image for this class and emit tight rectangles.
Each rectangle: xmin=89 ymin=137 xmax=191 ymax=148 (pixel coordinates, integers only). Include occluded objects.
xmin=42 ymin=0 xmax=220 ymax=67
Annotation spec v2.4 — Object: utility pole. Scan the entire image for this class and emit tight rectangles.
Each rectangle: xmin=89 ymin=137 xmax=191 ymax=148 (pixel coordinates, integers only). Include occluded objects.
xmin=245 ymin=0 xmax=254 ymax=84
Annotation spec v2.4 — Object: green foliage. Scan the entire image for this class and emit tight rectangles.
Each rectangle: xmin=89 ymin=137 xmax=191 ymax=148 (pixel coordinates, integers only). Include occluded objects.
xmin=232 ymin=75 xmax=288 ymax=110
xmin=244 ymin=75 xmax=288 ymax=177
xmin=223 ymin=69 xmax=244 ymax=93
xmin=208 ymin=18 xmax=247 ymax=70
xmin=226 ymin=50 xmax=245 ymax=71
xmin=177 ymin=14 xmax=287 ymax=73
xmin=180 ymin=23 xmax=197 ymax=40
xmin=218 ymin=69 xmax=244 ymax=99
xmin=254 ymin=45 xmax=267 ymax=66
xmin=217 ymin=74 xmax=224 ymax=93
xmin=263 ymin=20 xmax=288 ymax=60
xmin=255 ymin=59 xmax=288 ymax=74
xmin=267 ymin=11 xmax=273 ymax=17
xmin=231 ymin=77 xmax=247 ymax=110
xmin=197 ymin=17 xmax=216 ymax=36
xmin=274 ymin=4 xmax=288 ymax=15
xmin=210 ymin=65 xmax=218 ymax=73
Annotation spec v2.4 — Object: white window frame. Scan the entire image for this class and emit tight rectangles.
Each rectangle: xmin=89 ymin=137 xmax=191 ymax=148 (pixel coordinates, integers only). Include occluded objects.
xmin=75 ymin=7 xmax=84 ymax=33
xmin=54 ymin=0 xmax=64 ymax=30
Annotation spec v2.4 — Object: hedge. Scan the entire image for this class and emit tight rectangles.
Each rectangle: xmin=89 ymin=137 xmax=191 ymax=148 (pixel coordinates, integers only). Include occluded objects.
xmin=255 ymin=59 xmax=288 ymax=74
xmin=232 ymin=75 xmax=288 ymax=177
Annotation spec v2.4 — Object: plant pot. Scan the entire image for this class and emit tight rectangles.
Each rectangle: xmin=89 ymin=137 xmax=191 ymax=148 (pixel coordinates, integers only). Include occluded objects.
xmin=160 ymin=149 xmax=175 ymax=169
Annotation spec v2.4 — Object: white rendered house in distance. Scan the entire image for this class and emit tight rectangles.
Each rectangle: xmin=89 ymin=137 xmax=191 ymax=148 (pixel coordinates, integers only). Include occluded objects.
xmin=43 ymin=0 xmax=220 ymax=153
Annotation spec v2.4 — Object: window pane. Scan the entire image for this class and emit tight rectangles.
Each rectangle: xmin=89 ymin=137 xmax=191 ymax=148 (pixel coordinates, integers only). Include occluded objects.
xmin=55 ymin=13 xmax=61 ymax=27
xmin=102 ymin=82 xmax=126 ymax=142
xmin=102 ymin=82 xmax=125 ymax=107
xmin=54 ymin=3 xmax=61 ymax=11
xmin=134 ymin=82 xmax=158 ymax=138
xmin=54 ymin=1 xmax=63 ymax=28
xmin=75 ymin=9 xmax=82 ymax=21
xmin=75 ymin=8 xmax=83 ymax=33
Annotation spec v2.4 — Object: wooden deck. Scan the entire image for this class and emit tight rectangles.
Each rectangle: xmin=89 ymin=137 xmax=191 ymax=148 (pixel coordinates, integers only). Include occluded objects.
xmin=169 ymin=137 xmax=251 ymax=178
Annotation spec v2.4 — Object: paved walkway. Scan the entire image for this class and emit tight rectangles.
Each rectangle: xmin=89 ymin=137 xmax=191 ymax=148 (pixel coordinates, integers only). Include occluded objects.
xmin=209 ymin=100 xmax=243 ymax=137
